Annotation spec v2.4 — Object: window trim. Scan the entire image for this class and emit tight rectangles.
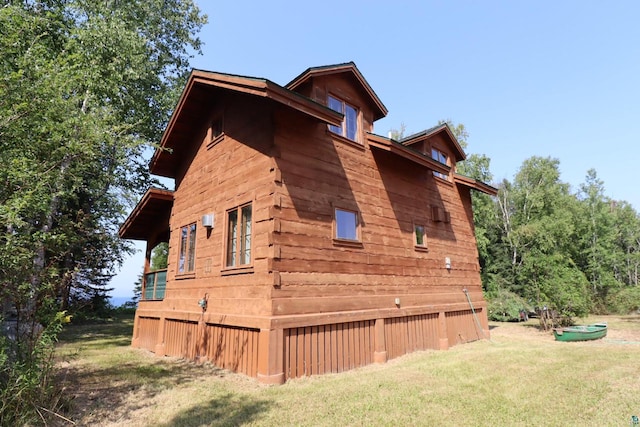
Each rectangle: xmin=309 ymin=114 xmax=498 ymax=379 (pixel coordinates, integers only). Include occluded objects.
xmin=223 ymin=202 xmax=254 ymax=271
xmin=333 ymin=207 xmax=362 ymax=247
xmin=177 ymin=223 xmax=197 ymax=276
xmin=327 ymin=94 xmax=360 ymax=143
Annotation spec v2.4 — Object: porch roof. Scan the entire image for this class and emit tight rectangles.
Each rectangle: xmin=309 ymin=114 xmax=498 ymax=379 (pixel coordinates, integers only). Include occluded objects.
xmin=119 ymin=188 xmax=173 ymax=242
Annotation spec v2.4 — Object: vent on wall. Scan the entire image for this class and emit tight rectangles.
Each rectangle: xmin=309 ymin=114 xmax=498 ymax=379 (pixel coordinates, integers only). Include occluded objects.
xmin=431 ymin=206 xmax=450 ymax=223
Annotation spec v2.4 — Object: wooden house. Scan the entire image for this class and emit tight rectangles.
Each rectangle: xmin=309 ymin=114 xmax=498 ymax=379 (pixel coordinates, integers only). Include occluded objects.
xmin=119 ymin=62 xmax=497 ymax=384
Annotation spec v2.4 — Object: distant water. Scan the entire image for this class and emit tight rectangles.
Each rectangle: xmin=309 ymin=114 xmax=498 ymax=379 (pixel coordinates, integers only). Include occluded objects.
xmin=109 ymin=296 xmax=133 ymax=307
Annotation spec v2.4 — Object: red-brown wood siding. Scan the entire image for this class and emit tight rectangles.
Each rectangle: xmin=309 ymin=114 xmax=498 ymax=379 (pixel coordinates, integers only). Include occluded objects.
xmin=136 ymin=317 xmax=160 ymax=351
xmin=445 ymin=309 xmax=483 ymax=346
xmin=203 ymin=323 xmax=259 ymax=377
xmin=384 ymin=313 xmax=440 ymax=360
xmin=284 ymin=320 xmax=375 ymax=378
xmin=164 ymin=319 xmax=199 ymax=359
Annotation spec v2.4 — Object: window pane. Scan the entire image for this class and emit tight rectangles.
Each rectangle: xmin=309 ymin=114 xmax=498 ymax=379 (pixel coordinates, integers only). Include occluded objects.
xmin=154 ymin=270 xmax=167 ymax=299
xmin=178 ymin=226 xmax=188 ymax=273
xmin=240 ymin=204 xmax=252 ymax=265
xmin=328 ymin=95 xmax=342 ymax=113
xmin=328 ymin=96 xmax=343 ymax=135
xmin=345 ymin=104 xmax=357 ymax=141
xmin=144 ymin=273 xmax=155 ymax=300
xmin=187 ymin=223 xmax=196 ymax=272
xmin=415 ymin=224 xmax=425 ymax=246
xmin=336 ymin=209 xmax=358 ymax=240
xmin=226 ymin=209 xmax=238 ymax=267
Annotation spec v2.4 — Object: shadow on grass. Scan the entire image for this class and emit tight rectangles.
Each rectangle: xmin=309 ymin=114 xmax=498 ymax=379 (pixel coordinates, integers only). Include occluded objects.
xmin=159 ymin=393 xmax=271 ymax=427
xmin=58 ymin=313 xmax=134 ymax=344
xmin=56 ymin=313 xmax=272 ymax=425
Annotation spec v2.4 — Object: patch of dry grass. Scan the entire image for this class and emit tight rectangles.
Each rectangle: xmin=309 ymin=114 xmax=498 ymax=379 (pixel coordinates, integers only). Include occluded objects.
xmin=56 ymin=315 xmax=640 ymax=426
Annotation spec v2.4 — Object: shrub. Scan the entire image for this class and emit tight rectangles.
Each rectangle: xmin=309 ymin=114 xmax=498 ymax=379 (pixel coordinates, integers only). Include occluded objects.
xmin=487 ymin=289 xmax=531 ymax=322
xmin=0 ymin=311 xmax=69 ymax=425
xmin=605 ymin=287 xmax=640 ymax=314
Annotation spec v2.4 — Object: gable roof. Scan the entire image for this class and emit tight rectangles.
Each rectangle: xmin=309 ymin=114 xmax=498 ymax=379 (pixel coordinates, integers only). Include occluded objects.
xmin=286 ymin=62 xmax=388 ymax=121
xmin=150 ymin=70 xmax=343 ymax=177
xmin=400 ymin=123 xmax=466 ymax=162
xmin=367 ymin=132 xmax=497 ymax=196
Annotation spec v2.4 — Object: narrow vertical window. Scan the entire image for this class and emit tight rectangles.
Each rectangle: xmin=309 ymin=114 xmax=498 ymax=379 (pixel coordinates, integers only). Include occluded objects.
xmin=431 ymin=148 xmax=449 ymax=179
xmin=327 ymin=95 xmax=359 ymax=142
xmin=328 ymin=96 xmax=343 ymax=135
xmin=178 ymin=223 xmax=196 ymax=274
xmin=414 ymin=223 xmax=427 ymax=248
xmin=240 ymin=205 xmax=252 ymax=264
xmin=226 ymin=209 xmax=238 ymax=267
xmin=226 ymin=203 xmax=252 ymax=268
xmin=335 ymin=208 xmax=359 ymax=241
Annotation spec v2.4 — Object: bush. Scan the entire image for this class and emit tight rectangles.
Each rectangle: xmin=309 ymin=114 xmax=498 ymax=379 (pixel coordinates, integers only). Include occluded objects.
xmin=487 ymin=289 xmax=532 ymax=322
xmin=605 ymin=287 xmax=640 ymax=314
xmin=0 ymin=312 xmax=69 ymax=425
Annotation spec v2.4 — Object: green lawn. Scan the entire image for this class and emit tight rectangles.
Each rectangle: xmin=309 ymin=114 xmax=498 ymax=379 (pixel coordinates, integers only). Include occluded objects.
xmin=56 ymin=315 xmax=640 ymax=426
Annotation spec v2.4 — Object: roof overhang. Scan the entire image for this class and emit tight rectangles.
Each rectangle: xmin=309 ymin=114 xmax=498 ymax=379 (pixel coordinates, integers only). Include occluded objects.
xmin=454 ymin=174 xmax=498 ymax=196
xmin=367 ymin=133 xmax=451 ymax=175
xmin=119 ymin=188 xmax=174 ymax=242
xmin=401 ymin=124 xmax=466 ymax=162
xmin=150 ymin=70 xmax=343 ymax=177
xmin=286 ymin=62 xmax=388 ymax=121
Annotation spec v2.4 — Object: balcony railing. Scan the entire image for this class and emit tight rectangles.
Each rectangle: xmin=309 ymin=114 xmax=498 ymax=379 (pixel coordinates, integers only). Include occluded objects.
xmin=143 ymin=269 xmax=167 ymax=300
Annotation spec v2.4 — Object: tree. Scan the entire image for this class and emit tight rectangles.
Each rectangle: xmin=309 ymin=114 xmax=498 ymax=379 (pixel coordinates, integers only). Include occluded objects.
xmin=0 ymin=1 xmax=206 ymax=422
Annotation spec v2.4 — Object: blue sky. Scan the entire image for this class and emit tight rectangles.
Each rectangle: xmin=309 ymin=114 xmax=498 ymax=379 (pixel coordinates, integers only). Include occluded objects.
xmin=110 ymin=1 xmax=640 ymax=298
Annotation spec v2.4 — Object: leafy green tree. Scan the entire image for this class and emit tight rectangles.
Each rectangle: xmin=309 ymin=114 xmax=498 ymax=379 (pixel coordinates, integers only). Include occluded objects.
xmin=573 ymin=170 xmax=618 ymax=305
xmin=0 ymin=1 xmax=206 ymax=422
xmin=490 ymin=157 xmax=590 ymax=316
xmin=151 ymin=242 xmax=169 ymax=270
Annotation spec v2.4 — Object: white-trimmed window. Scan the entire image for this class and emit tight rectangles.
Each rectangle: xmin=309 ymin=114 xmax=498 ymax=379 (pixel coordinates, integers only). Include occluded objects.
xmin=226 ymin=203 xmax=252 ymax=267
xmin=178 ymin=223 xmax=196 ymax=274
xmin=431 ymin=147 xmax=449 ymax=180
xmin=327 ymin=95 xmax=358 ymax=142
xmin=334 ymin=208 xmax=360 ymax=241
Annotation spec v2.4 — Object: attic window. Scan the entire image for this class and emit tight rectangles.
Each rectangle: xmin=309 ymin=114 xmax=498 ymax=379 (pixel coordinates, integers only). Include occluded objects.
xmin=210 ymin=118 xmax=223 ymax=141
xmin=327 ymin=95 xmax=358 ymax=142
xmin=431 ymin=148 xmax=449 ymax=180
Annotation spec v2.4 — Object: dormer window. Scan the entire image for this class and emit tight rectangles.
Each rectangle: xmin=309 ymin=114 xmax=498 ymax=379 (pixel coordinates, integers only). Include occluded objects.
xmin=327 ymin=95 xmax=358 ymax=142
xmin=210 ymin=118 xmax=223 ymax=141
xmin=431 ymin=148 xmax=449 ymax=180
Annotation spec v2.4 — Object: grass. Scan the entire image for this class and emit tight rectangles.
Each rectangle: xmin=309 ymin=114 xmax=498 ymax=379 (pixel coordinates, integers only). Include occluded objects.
xmin=55 ymin=315 xmax=640 ymax=426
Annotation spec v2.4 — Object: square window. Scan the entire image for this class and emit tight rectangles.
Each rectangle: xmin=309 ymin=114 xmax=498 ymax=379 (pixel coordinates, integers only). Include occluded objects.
xmin=226 ymin=203 xmax=252 ymax=267
xmin=335 ymin=208 xmax=359 ymax=241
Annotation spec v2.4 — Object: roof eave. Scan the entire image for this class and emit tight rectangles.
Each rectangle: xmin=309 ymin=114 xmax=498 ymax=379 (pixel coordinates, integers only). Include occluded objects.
xmin=149 ymin=70 xmax=343 ymax=177
xmin=367 ymin=133 xmax=451 ymax=175
xmin=119 ymin=188 xmax=174 ymax=240
xmin=453 ymin=173 xmax=498 ymax=196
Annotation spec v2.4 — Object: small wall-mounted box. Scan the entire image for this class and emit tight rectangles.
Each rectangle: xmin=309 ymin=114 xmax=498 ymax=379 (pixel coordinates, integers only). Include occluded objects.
xmin=202 ymin=214 xmax=214 ymax=228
